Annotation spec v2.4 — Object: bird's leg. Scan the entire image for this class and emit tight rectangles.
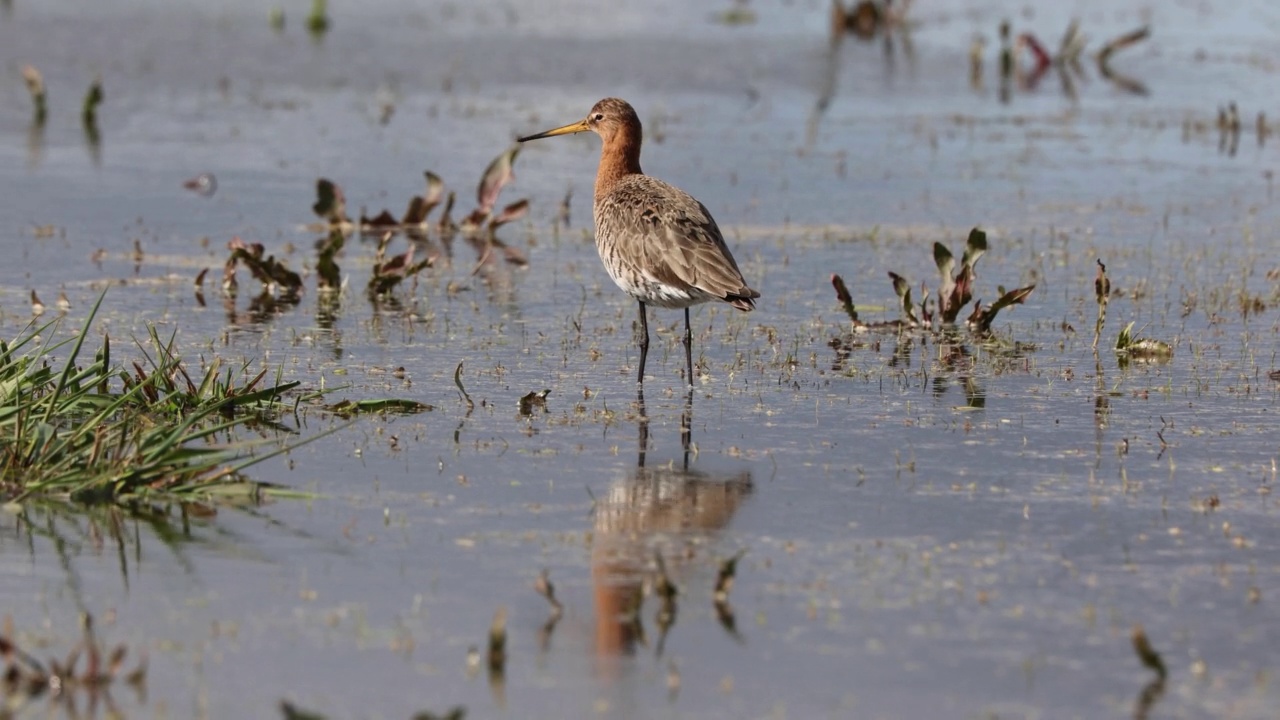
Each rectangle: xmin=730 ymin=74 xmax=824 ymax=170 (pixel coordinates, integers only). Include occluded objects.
xmin=637 ymin=386 xmax=649 ymax=468
xmin=683 ymin=307 xmax=694 ymax=388
xmin=637 ymin=301 xmax=649 ymax=384
xmin=679 ymin=387 xmax=693 ymax=460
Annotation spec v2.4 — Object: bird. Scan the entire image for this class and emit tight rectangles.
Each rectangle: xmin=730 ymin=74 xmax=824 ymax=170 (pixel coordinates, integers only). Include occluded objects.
xmin=519 ymin=98 xmax=760 ymax=386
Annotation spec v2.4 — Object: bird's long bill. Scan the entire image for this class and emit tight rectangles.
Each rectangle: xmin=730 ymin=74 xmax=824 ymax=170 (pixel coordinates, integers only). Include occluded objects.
xmin=518 ymin=119 xmax=589 ymax=143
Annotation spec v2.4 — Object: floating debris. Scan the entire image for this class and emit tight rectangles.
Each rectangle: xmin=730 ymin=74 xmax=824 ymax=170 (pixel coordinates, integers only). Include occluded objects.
xmin=326 ymin=398 xmax=433 ymax=417
xmin=182 ymin=172 xmax=218 ymax=197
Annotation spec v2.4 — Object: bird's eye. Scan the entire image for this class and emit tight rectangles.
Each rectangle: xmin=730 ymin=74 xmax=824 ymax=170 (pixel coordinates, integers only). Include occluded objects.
xmin=592 ymin=113 xmax=604 ymax=122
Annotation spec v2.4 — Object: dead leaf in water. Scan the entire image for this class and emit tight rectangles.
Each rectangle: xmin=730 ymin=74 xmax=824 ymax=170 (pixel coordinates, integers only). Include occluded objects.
xmin=476 ymin=146 xmax=519 ymax=214
xmin=488 ymin=199 xmax=529 ymax=230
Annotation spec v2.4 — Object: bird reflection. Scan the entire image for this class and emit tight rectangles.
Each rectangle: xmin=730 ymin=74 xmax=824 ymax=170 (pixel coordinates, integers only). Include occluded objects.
xmin=590 ymin=389 xmax=753 ymax=663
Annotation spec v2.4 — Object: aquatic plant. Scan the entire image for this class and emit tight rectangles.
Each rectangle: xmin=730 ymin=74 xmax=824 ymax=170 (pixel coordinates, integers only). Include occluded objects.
xmin=223 ymin=237 xmax=304 ymax=297
xmin=368 ymin=231 xmax=432 ymax=296
xmin=305 ymin=0 xmax=328 ymax=37
xmin=1130 ymin=624 xmax=1167 ymax=719
xmin=305 ymin=149 xmax=531 ymax=299
xmin=316 ymin=228 xmax=344 ymax=291
xmin=831 ymin=227 xmax=1035 ymax=336
xmin=1093 ymin=259 xmax=1110 ymax=349
xmin=0 ymin=295 xmax=327 ymax=505
xmin=81 ymin=76 xmax=102 ymax=130
xmin=312 ymin=178 xmax=349 ymax=227
xmin=1115 ymin=322 xmax=1173 ymax=363
xmin=312 ymin=147 xmax=529 ymax=239
xmin=22 ymin=65 xmax=46 ymax=127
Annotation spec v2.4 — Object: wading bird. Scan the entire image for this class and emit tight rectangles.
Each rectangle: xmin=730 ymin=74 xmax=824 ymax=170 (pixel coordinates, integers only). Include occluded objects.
xmin=519 ymin=98 xmax=759 ymax=386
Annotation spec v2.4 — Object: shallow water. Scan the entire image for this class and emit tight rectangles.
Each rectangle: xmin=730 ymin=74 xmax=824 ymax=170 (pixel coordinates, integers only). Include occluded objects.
xmin=2 ymin=0 xmax=1280 ymax=718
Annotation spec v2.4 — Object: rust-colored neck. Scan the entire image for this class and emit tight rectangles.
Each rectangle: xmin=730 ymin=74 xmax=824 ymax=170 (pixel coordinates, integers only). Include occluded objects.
xmin=594 ymin=131 xmax=642 ymax=202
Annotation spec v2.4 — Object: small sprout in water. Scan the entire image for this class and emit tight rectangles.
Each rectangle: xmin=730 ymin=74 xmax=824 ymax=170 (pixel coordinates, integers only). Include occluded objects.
xmin=269 ymin=7 xmax=285 ymax=32
xmin=1130 ymin=624 xmax=1167 ymax=680
xmin=22 ymin=65 xmax=46 ymax=127
xmin=535 ymin=569 xmax=563 ymax=651
xmin=486 ymin=607 xmax=507 ymax=674
xmin=830 ymin=273 xmax=860 ymax=324
xmin=534 ymin=568 xmax=562 ymax=614
xmin=82 ymin=75 xmax=103 ymax=128
xmin=368 ymin=232 xmax=433 ymax=296
xmin=306 ymin=0 xmax=329 ymax=36
xmin=1093 ymin=259 xmax=1110 ymax=349
xmin=714 ymin=550 xmax=746 ymax=603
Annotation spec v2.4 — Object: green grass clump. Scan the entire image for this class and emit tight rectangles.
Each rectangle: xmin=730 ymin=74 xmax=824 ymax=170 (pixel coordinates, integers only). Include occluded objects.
xmin=0 ymin=295 xmax=324 ymax=505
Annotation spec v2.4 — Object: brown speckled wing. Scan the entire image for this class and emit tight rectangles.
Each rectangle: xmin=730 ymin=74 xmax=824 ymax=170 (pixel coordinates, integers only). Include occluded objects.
xmin=598 ymin=175 xmax=759 ymax=310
